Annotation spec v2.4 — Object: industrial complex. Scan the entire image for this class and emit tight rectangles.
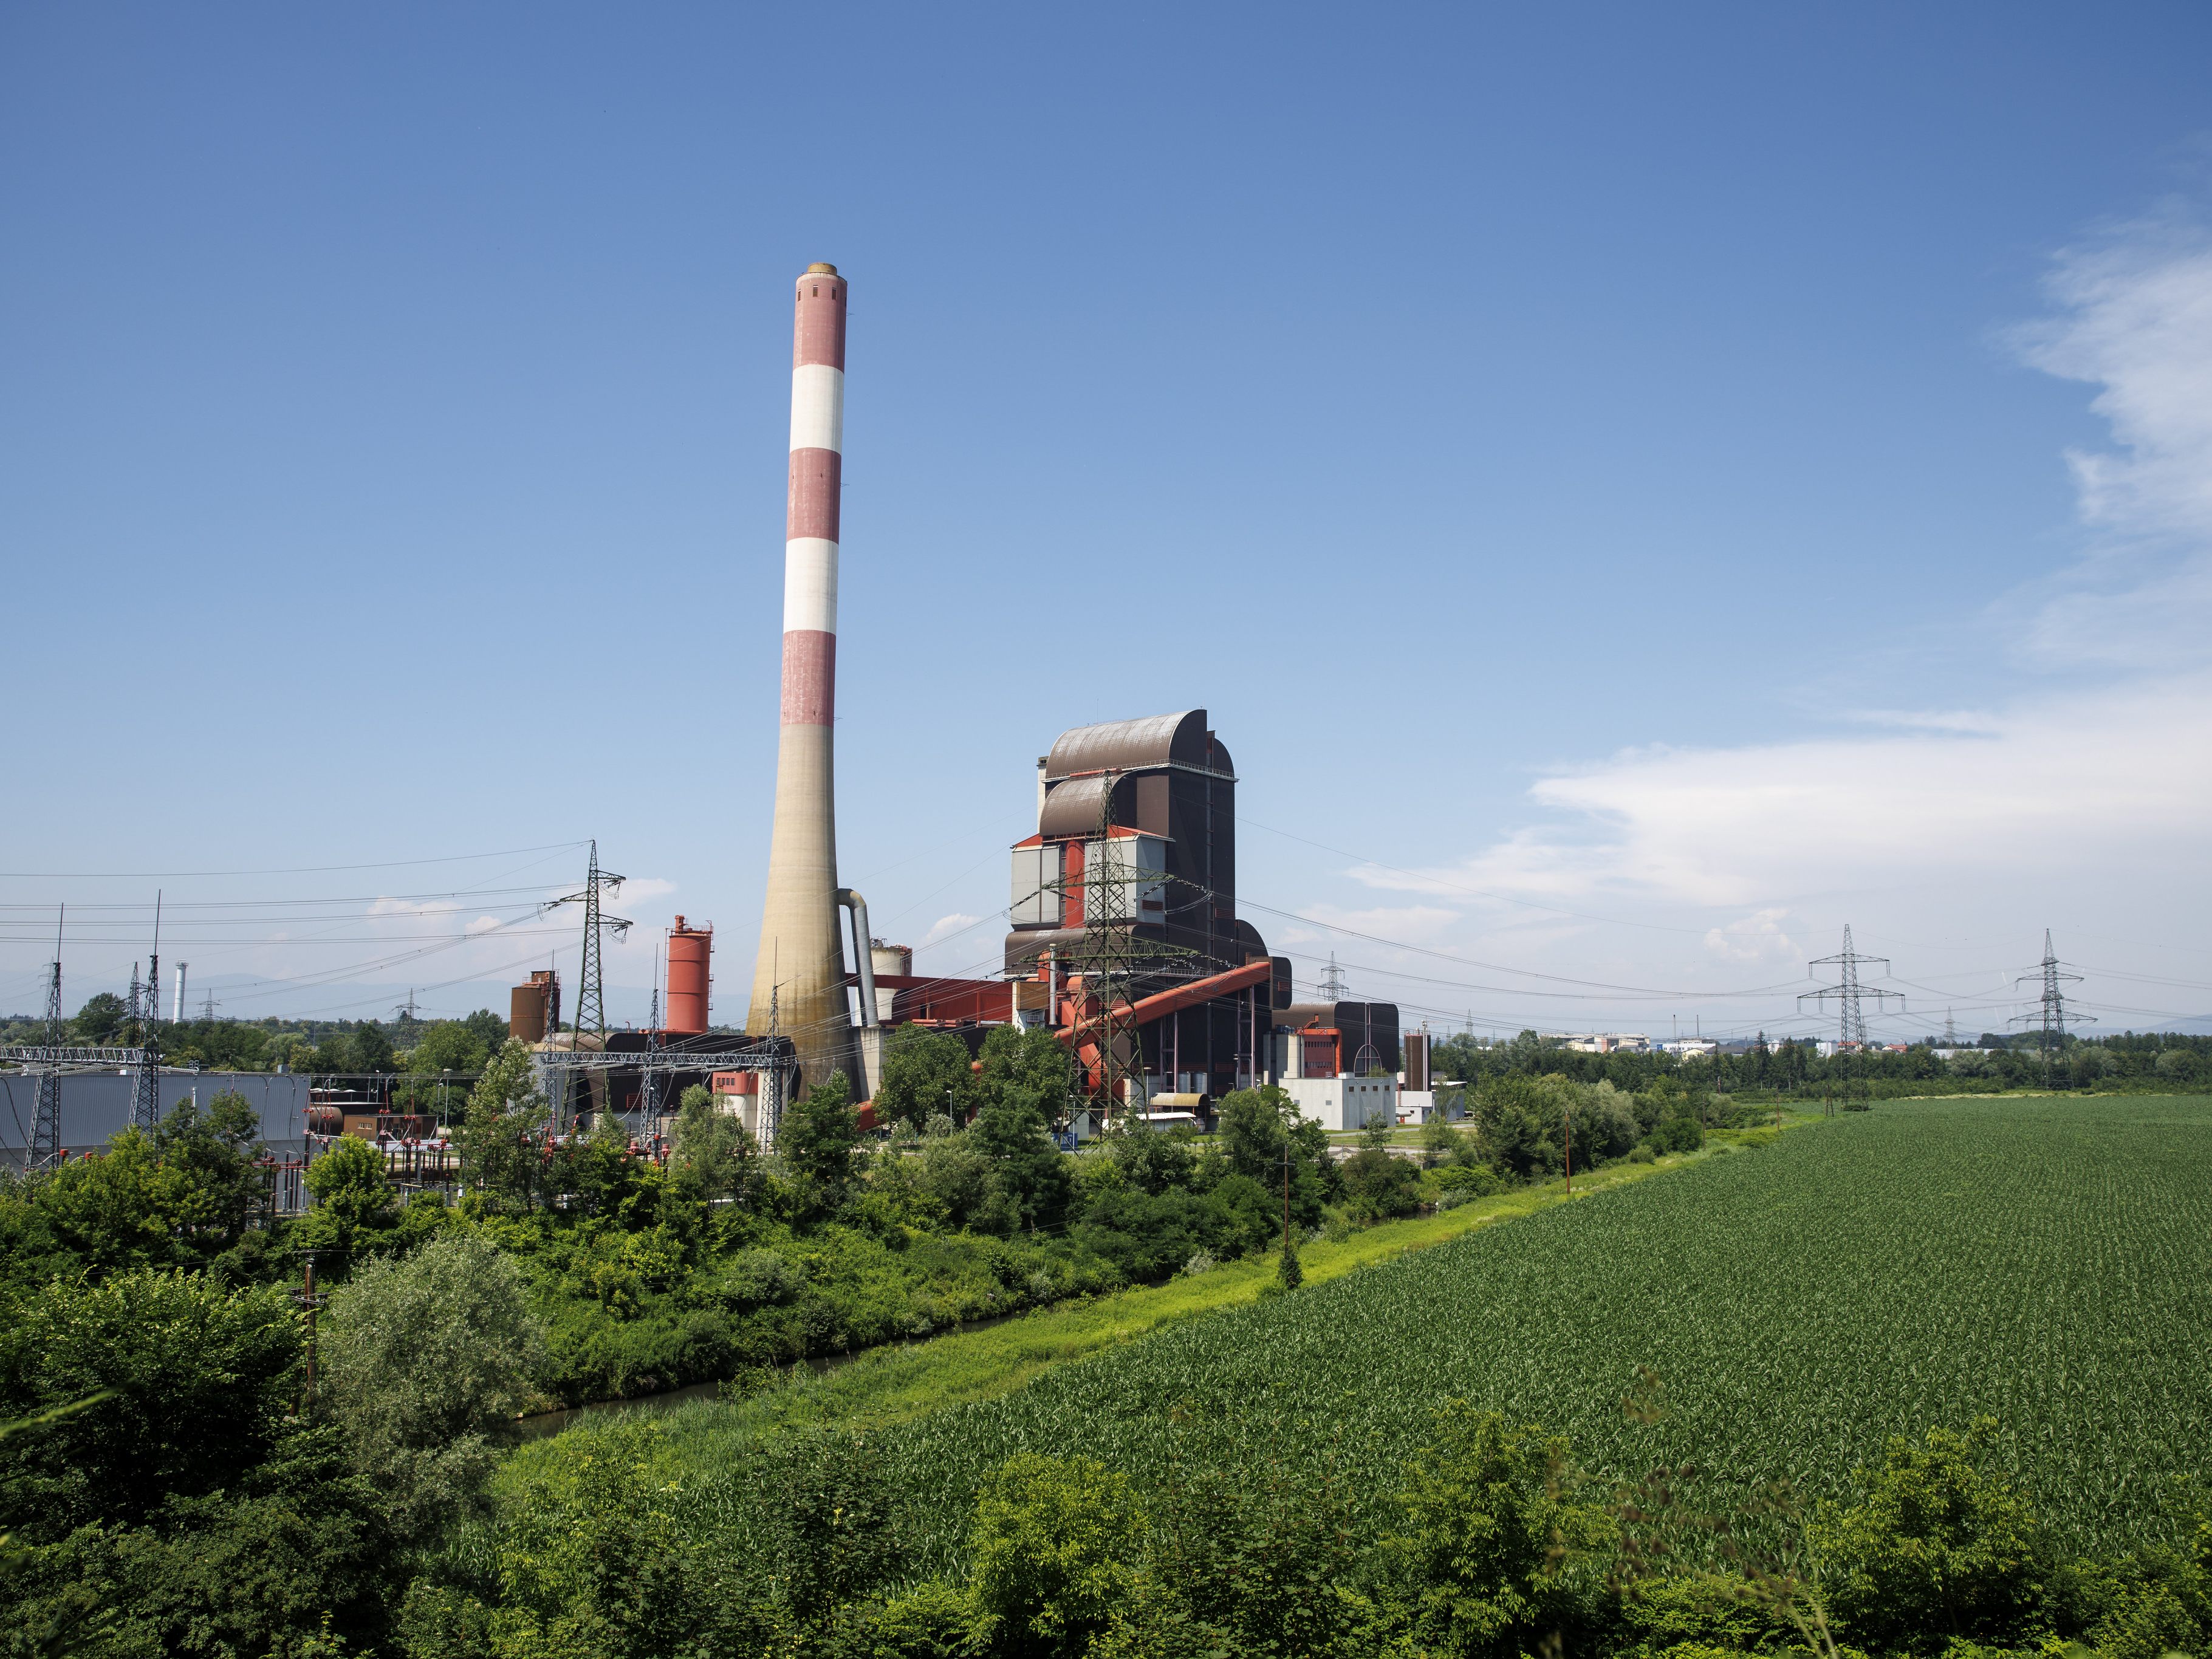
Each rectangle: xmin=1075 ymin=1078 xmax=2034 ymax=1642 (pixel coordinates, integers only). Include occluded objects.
xmin=2 ymin=259 xmax=1437 ymax=1171
xmin=495 ymin=262 xmax=1423 ymax=1145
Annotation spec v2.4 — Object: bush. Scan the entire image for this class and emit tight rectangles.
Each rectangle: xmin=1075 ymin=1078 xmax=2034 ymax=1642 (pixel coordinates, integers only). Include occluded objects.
xmin=1378 ymin=1404 xmax=1615 ymax=1655
xmin=1341 ymin=1146 xmax=1423 ymax=1222
xmin=1811 ymin=1419 xmax=2046 ymax=1649
xmin=1435 ymin=1163 xmax=1504 ymax=1199
xmin=970 ymin=1452 xmax=1142 ymax=1658
xmin=0 ymin=1268 xmax=300 ymax=1539
xmin=320 ymin=1234 xmax=547 ymax=1541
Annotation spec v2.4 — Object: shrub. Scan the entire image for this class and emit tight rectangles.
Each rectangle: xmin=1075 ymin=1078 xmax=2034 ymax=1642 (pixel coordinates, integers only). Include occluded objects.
xmin=1811 ymin=1419 xmax=2046 ymax=1649
xmin=1378 ymin=1403 xmax=1615 ymax=1656
xmin=320 ymin=1234 xmax=547 ymax=1541
xmin=970 ymin=1452 xmax=1142 ymax=1658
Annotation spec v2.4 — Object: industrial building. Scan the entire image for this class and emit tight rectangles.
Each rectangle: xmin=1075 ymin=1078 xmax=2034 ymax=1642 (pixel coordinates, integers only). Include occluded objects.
xmin=501 ymin=264 xmax=1420 ymax=1141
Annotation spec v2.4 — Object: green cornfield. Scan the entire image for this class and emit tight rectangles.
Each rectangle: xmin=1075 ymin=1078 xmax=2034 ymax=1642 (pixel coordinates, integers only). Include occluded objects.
xmin=856 ymin=1095 xmax=2212 ymax=1574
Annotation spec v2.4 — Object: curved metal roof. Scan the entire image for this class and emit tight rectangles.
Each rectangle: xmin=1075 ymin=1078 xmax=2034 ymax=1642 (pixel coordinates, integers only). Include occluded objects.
xmin=1039 ymin=774 xmax=1113 ymax=839
xmin=1044 ymin=710 xmax=1214 ymax=779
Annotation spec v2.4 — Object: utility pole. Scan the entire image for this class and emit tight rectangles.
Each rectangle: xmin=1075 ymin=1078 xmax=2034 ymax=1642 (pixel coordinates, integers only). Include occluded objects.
xmin=292 ymin=1250 xmax=328 ymax=1414
xmin=2012 ymin=931 xmax=2089 ymax=1089
xmin=1800 ymin=926 xmax=1903 ymax=1112
xmin=641 ymin=943 xmax=663 ymax=1130
xmin=1564 ymin=1090 xmax=1572 ymax=1197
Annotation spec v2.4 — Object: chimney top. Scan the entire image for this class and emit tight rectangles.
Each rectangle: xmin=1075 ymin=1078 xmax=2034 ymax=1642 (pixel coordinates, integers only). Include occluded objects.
xmin=805 ymin=262 xmax=838 ymax=276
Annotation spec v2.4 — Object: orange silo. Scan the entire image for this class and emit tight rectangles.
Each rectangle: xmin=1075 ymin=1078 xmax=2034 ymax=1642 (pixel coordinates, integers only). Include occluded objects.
xmin=666 ymin=917 xmax=713 ymax=1035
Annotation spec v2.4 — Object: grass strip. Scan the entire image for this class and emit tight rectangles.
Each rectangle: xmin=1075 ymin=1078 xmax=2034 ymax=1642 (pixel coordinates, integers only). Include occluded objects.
xmin=648 ymin=1120 xmax=1814 ymax=1448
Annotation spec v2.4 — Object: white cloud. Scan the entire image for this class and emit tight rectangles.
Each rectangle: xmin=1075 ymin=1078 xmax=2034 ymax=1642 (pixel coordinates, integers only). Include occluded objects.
xmin=921 ymin=912 xmax=982 ymax=946
xmin=2007 ymin=216 xmax=2212 ymax=669
xmin=621 ymin=877 xmax=678 ymax=900
xmin=1705 ymin=908 xmax=1800 ymax=963
xmin=1392 ymin=212 xmax=2212 ymax=918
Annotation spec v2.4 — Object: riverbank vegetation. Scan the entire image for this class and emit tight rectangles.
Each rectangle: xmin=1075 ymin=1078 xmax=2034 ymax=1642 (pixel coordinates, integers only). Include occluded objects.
xmin=5 ymin=1030 xmax=2207 ymax=1654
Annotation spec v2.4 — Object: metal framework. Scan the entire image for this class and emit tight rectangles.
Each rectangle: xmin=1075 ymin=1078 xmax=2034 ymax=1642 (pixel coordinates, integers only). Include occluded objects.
xmin=135 ymin=893 xmax=165 ymax=1130
xmin=3 ymin=1047 xmax=151 ymax=1067
xmin=532 ymin=1049 xmax=786 ymax=1073
xmin=2012 ymin=930 xmax=2089 ymax=1087
xmin=1799 ymin=925 xmax=1903 ymax=1109
xmin=547 ymin=840 xmax=631 ymax=1041
xmin=28 ymin=915 xmax=65 ymax=1172
xmin=1051 ymin=771 xmax=1196 ymax=1127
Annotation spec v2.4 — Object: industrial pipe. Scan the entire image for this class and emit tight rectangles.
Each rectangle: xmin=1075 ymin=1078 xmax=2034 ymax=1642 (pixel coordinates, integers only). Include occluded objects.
xmin=834 ymin=889 xmax=878 ymax=1027
xmin=1058 ymin=956 xmax=1273 ymax=1042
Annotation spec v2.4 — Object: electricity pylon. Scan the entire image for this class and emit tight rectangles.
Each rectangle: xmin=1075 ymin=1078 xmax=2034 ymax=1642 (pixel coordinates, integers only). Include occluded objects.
xmin=544 ymin=840 xmax=630 ymax=1129
xmin=547 ymin=840 xmax=631 ymax=1040
xmin=1799 ymin=925 xmax=1903 ymax=1110
xmin=2011 ymin=930 xmax=2090 ymax=1088
xmin=132 ymin=892 xmax=163 ymax=1131
xmin=29 ymin=909 xmax=64 ymax=1171
xmin=1052 ymin=773 xmax=1194 ymax=1129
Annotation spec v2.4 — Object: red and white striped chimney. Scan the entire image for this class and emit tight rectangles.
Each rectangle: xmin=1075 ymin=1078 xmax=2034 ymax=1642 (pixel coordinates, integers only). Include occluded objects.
xmin=749 ymin=262 xmax=857 ymax=1086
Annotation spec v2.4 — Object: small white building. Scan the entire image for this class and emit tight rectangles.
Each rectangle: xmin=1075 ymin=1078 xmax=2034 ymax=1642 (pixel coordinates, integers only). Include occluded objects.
xmin=1284 ymin=1075 xmax=1397 ymax=1132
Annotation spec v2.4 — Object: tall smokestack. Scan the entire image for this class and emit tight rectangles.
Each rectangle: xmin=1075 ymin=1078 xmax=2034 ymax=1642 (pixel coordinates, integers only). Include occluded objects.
xmin=749 ymin=261 xmax=857 ymax=1089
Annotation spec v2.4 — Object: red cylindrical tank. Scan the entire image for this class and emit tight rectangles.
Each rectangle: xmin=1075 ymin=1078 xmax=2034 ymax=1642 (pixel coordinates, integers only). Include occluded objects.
xmin=666 ymin=916 xmax=713 ymax=1035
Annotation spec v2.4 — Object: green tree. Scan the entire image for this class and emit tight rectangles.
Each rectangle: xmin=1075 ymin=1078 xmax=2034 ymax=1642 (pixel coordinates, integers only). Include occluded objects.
xmin=405 ymin=1018 xmax=495 ymax=1078
xmin=348 ymin=1020 xmax=397 ymax=1075
xmin=462 ymin=1038 xmax=550 ymax=1209
xmin=782 ymin=1071 xmax=858 ymax=1221
xmin=970 ymin=1080 xmax=1071 ymax=1234
xmin=302 ymin=1135 xmax=395 ymax=1233
xmin=70 ymin=991 xmax=128 ymax=1044
xmin=321 ymin=1234 xmax=547 ymax=1541
xmin=1419 ymin=1109 xmax=1460 ymax=1168
xmin=151 ymin=1090 xmax=265 ymax=1250
xmin=977 ymin=1024 xmax=1073 ymax=1123
xmin=0 ymin=1268 xmax=301 ymax=1539
xmin=970 ymin=1452 xmax=1143 ymax=1658
xmin=29 ymin=1129 xmax=197 ymax=1276
xmin=1810 ymin=1419 xmax=2046 ymax=1649
xmin=1214 ymin=1085 xmax=1330 ymax=1225
xmin=874 ymin=1025 xmax=980 ymax=1134
xmin=1380 ymin=1404 xmax=1614 ymax=1657
xmin=666 ymin=1083 xmax=759 ymax=1205
xmin=1472 ymin=1073 xmax=1548 ymax=1177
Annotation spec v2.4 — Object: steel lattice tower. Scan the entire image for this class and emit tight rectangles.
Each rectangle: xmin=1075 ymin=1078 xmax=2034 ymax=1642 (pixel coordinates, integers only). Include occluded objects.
xmin=1055 ymin=773 xmax=1194 ymax=1128
xmin=2012 ymin=930 xmax=2089 ymax=1087
xmin=28 ymin=909 xmax=65 ymax=1171
xmin=544 ymin=842 xmax=630 ymax=1130
xmin=1800 ymin=925 xmax=1903 ymax=1108
xmin=131 ymin=892 xmax=163 ymax=1131
xmin=549 ymin=840 xmax=631 ymax=1041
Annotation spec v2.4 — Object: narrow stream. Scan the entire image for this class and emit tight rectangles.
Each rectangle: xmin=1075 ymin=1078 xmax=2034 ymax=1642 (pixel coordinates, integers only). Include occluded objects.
xmin=508 ymin=1308 xmax=1026 ymax=1442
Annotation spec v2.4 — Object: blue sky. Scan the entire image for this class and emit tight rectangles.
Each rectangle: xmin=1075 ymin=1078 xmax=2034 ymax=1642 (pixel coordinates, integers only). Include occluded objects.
xmin=5 ymin=2 xmax=2210 ymax=1042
